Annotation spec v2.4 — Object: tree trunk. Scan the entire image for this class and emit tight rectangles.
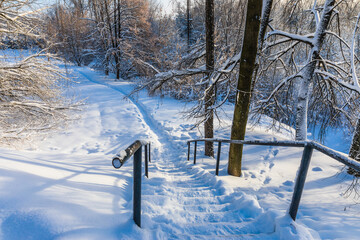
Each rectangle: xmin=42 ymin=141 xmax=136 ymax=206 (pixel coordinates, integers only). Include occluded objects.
xmin=105 ymin=55 xmax=109 ymax=75
xmin=295 ymin=65 xmax=314 ymax=140
xmin=350 ymin=119 xmax=360 ymax=160
xmin=348 ymin=118 xmax=360 ymax=176
xmin=187 ymin=0 xmax=191 ymax=49
xmin=228 ymin=0 xmax=263 ymax=177
xmin=258 ymin=0 xmax=273 ymax=50
xmin=204 ymin=0 xmax=215 ymax=157
xmin=295 ymin=0 xmax=335 ymax=140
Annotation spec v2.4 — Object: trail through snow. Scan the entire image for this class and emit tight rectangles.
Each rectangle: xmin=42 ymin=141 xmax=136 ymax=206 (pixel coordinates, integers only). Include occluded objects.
xmin=0 ymin=66 xmax=359 ymax=239
xmin=76 ymin=67 xmax=277 ymax=239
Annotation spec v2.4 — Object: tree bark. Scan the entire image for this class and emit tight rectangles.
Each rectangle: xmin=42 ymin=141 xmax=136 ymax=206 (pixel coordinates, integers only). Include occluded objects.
xmin=348 ymin=118 xmax=360 ymax=176
xmin=204 ymin=0 xmax=215 ymax=157
xmin=295 ymin=0 xmax=335 ymax=140
xmin=187 ymin=0 xmax=191 ymax=49
xmin=258 ymin=0 xmax=273 ymax=50
xmin=228 ymin=0 xmax=263 ymax=176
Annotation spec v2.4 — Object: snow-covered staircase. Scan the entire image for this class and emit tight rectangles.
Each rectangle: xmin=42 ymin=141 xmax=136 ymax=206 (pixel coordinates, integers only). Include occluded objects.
xmin=75 ymin=67 xmax=280 ymax=239
xmin=139 ymin=160 xmax=276 ymax=239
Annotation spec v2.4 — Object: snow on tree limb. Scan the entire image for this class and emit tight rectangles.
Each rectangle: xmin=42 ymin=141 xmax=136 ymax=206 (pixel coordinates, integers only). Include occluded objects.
xmin=258 ymin=72 xmax=303 ymax=104
xmin=350 ymin=14 xmax=360 ymax=90
xmin=0 ymin=1 xmax=77 ymax=145
xmin=267 ymin=30 xmax=314 ymax=46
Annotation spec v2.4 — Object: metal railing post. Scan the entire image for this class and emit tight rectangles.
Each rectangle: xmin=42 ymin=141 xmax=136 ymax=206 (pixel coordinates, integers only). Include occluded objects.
xmin=133 ymin=146 xmax=142 ymax=227
xmin=289 ymin=144 xmax=313 ymax=221
xmin=215 ymin=142 xmax=222 ymax=176
xmin=148 ymin=144 xmax=151 ymax=163
xmin=187 ymin=141 xmax=190 ymax=161
xmin=185 ymin=138 xmax=360 ymax=223
xmin=145 ymin=144 xmax=149 ymax=178
xmin=194 ymin=141 xmax=197 ymax=164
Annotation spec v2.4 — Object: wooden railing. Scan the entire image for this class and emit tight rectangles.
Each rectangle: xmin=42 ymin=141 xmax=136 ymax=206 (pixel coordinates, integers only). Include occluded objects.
xmin=187 ymin=138 xmax=360 ymax=221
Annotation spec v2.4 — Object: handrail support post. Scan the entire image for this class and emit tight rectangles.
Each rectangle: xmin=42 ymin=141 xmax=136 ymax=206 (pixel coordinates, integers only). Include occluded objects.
xmin=216 ymin=142 xmax=222 ymax=175
xmin=133 ymin=146 xmax=142 ymax=227
xmin=187 ymin=141 xmax=190 ymax=161
xmin=289 ymin=144 xmax=313 ymax=221
xmin=145 ymin=144 xmax=149 ymax=178
xmin=194 ymin=141 xmax=197 ymax=164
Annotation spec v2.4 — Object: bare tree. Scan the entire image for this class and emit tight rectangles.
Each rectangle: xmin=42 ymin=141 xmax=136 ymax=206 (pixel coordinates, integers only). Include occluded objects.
xmin=88 ymin=0 xmax=156 ymax=78
xmin=0 ymin=0 xmax=73 ymax=145
xmin=46 ymin=3 xmax=94 ymax=66
xmin=255 ymin=0 xmax=341 ymax=140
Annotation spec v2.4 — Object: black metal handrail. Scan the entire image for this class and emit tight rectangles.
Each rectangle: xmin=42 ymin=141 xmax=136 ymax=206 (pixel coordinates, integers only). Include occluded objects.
xmin=187 ymin=138 xmax=360 ymax=221
xmin=112 ymin=140 xmax=151 ymax=228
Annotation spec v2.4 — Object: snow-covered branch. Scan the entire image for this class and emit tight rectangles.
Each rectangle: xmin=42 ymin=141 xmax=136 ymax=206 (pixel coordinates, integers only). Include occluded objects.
xmin=267 ymin=30 xmax=314 ymax=46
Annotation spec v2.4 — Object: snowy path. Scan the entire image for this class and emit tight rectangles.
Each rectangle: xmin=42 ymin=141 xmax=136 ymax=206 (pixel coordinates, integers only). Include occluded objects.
xmin=76 ymin=68 xmax=275 ymax=239
xmin=0 ymin=66 xmax=360 ymax=239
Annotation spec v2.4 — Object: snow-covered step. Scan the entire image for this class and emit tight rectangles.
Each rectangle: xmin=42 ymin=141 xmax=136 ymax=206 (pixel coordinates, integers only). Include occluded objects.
xmin=174 ymin=233 xmax=270 ymax=240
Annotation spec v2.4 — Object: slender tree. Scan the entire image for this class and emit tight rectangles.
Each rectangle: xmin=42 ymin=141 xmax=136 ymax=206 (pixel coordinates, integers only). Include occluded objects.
xmin=186 ymin=0 xmax=191 ymax=49
xmin=228 ymin=0 xmax=263 ymax=176
xmin=204 ymin=0 xmax=215 ymax=157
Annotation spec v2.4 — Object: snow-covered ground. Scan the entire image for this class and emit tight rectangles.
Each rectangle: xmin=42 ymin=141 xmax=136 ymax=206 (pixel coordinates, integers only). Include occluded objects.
xmin=0 ymin=66 xmax=359 ymax=239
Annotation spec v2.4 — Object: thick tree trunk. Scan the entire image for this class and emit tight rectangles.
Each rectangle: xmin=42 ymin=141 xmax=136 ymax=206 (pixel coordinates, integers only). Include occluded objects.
xmin=348 ymin=118 xmax=360 ymax=176
xmin=228 ymin=0 xmax=263 ymax=176
xmin=204 ymin=0 xmax=215 ymax=157
xmin=294 ymin=0 xmax=335 ymax=140
xmin=350 ymin=119 xmax=360 ymax=159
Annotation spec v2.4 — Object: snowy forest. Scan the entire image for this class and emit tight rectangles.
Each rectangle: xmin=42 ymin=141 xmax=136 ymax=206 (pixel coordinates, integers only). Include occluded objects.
xmin=1 ymin=0 xmax=360 ymax=239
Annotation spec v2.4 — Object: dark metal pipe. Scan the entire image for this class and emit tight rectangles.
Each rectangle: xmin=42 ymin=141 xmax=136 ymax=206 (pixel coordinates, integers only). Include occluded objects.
xmin=145 ymin=144 xmax=148 ymax=178
xmin=112 ymin=140 xmax=151 ymax=228
xmin=187 ymin=139 xmax=306 ymax=148
xmin=186 ymin=137 xmax=360 ymax=223
xmin=133 ymin=146 xmax=142 ymax=227
xmin=289 ymin=144 xmax=313 ymax=221
xmin=112 ymin=140 xmax=142 ymax=169
xmin=187 ymin=141 xmax=190 ymax=161
xmin=311 ymin=142 xmax=360 ymax=172
xmin=194 ymin=141 xmax=197 ymax=164
xmin=215 ymin=142 xmax=222 ymax=176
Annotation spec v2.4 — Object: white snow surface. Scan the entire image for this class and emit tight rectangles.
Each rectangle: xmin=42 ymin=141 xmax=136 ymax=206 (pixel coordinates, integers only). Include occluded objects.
xmin=0 ymin=66 xmax=359 ymax=239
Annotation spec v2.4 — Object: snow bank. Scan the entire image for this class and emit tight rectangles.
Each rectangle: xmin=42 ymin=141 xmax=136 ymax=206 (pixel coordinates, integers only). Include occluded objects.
xmin=0 ymin=65 xmax=358 ymax=239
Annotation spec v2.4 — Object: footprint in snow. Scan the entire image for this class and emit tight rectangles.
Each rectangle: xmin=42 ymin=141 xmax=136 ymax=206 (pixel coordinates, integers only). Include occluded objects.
xmin=312 ymin=167 xmax=323 ymax=172
xmin=269 ymin=162 xmax=275 ymax=169
xmin=274 ymin=191 xmax=285 ymax=198
xmin=264 ymin=177 xmax=271 ymax=184
xmin=282 ymin=180 xmax=293 ymax=186
xmin=272 ymin=149 xmax=279 ymax=156
xmin=282 ymin=180 xmax=294 ymax=192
